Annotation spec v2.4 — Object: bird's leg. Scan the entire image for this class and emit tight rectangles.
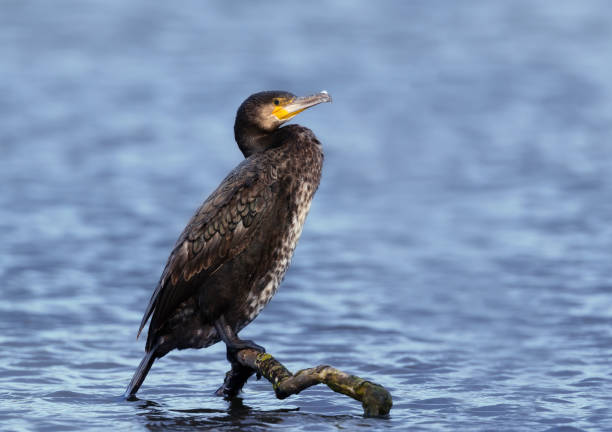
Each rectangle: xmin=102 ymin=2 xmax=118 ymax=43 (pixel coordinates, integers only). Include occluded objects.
xmin=214 ymin=315 xmax=266 ymax=357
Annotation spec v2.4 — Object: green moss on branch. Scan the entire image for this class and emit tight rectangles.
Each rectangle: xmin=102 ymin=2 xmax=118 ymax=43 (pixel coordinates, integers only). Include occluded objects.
xmin=215 ymin=348 xmax=392 ymax=417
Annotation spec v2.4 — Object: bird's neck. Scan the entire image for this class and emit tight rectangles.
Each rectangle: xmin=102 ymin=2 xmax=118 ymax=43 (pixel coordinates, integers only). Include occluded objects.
xmin=234 ymin=124 xmax=277 ymax=158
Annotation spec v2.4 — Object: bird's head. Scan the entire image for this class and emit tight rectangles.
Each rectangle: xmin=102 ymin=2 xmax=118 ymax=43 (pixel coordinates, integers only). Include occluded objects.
xmin=234 ymin=90 xmax=331 ymax=156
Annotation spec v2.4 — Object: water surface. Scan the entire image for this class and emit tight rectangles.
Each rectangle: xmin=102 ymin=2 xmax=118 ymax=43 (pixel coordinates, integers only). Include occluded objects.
xmin=1 ymin=1 xmax=612 ymax=430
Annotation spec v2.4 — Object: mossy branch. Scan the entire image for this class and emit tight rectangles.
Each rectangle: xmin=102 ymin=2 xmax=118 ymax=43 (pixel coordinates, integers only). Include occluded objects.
xmin=214 ymin=349 xmax=392 ymax=417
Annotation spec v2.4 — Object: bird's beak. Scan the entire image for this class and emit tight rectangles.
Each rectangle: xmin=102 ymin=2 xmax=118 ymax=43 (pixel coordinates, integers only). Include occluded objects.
xmin=273 ymin=91 xmax=332 ymax=121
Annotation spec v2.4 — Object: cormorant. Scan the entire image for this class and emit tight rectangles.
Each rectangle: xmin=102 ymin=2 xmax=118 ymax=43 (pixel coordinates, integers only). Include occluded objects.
xmin=125 ymin=90 xmax=331 ymax=397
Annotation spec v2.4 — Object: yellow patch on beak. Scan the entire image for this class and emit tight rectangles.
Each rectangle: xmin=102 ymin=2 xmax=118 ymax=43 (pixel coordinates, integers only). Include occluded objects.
xmin=272 ymin=104 xmax=305 ymax=120
xmin=272 ymin=92 xmax=332 ymax=122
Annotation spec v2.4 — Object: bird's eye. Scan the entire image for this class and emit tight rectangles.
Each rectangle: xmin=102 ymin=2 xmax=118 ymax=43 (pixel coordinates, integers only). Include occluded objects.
xmin=274 ymin=99 xmax=280 ymax=106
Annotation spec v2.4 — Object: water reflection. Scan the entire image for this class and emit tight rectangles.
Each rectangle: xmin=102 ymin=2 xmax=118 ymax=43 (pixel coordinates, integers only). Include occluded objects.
xmin=133 ymin=396 xmax=350 ymax=431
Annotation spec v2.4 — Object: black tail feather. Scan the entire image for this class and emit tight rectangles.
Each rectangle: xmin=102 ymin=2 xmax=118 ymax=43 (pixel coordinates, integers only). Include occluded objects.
xmin=124 ymin=346 xmax=158 ymax=398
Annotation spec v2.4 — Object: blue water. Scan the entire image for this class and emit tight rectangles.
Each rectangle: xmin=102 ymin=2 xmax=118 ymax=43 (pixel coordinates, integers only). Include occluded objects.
xmin=2 ymin=1 xmax=612 ymax=430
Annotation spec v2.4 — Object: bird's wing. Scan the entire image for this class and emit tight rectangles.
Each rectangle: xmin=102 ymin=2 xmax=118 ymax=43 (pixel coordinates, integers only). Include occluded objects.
xmin=137 ymin=157 xmax=280 ymax=341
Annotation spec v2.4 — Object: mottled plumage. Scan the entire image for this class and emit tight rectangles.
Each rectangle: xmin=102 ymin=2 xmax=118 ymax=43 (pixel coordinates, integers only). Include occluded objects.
xmin=125 ymin=90 xmax=331 ymax=397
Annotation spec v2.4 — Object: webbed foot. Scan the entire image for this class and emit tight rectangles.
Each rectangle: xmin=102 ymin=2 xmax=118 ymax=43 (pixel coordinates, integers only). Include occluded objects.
xmin=227 ymin=339 xmax=265 ymax=354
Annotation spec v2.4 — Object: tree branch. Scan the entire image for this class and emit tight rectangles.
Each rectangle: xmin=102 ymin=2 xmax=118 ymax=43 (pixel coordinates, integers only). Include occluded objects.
xmin=215 ymin=349 xmax=392 ymax=417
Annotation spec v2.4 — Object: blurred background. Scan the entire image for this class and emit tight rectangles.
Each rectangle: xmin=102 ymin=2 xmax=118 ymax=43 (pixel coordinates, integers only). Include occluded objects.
xmin=1 ymin=1 xmax=612 ymax=431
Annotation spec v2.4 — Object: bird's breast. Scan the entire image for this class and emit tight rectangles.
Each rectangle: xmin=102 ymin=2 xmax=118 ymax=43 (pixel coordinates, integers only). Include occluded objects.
xmin=234 ymin=134 xmax=323 ymax=330
xmin=239 ymin=177 xmax=319 ymax=330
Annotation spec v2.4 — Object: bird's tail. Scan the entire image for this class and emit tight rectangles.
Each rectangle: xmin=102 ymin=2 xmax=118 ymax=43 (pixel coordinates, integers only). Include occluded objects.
xmin=124 ymin=344 xmax=159 ymax=398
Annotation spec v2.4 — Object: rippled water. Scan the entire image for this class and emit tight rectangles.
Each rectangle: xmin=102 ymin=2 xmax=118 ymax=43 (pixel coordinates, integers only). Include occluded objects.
xmin=2 ymin=1 xmax=612 ymax=430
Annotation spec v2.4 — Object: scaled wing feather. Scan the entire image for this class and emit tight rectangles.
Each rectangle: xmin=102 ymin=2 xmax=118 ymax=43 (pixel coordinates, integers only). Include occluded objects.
xmin=137 ymin=157 xmax=279 ymax=345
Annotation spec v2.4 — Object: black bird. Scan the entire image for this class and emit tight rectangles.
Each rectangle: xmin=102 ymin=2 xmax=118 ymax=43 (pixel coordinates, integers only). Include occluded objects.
xmin=125 ymin=90 xmax=331 ymax=397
